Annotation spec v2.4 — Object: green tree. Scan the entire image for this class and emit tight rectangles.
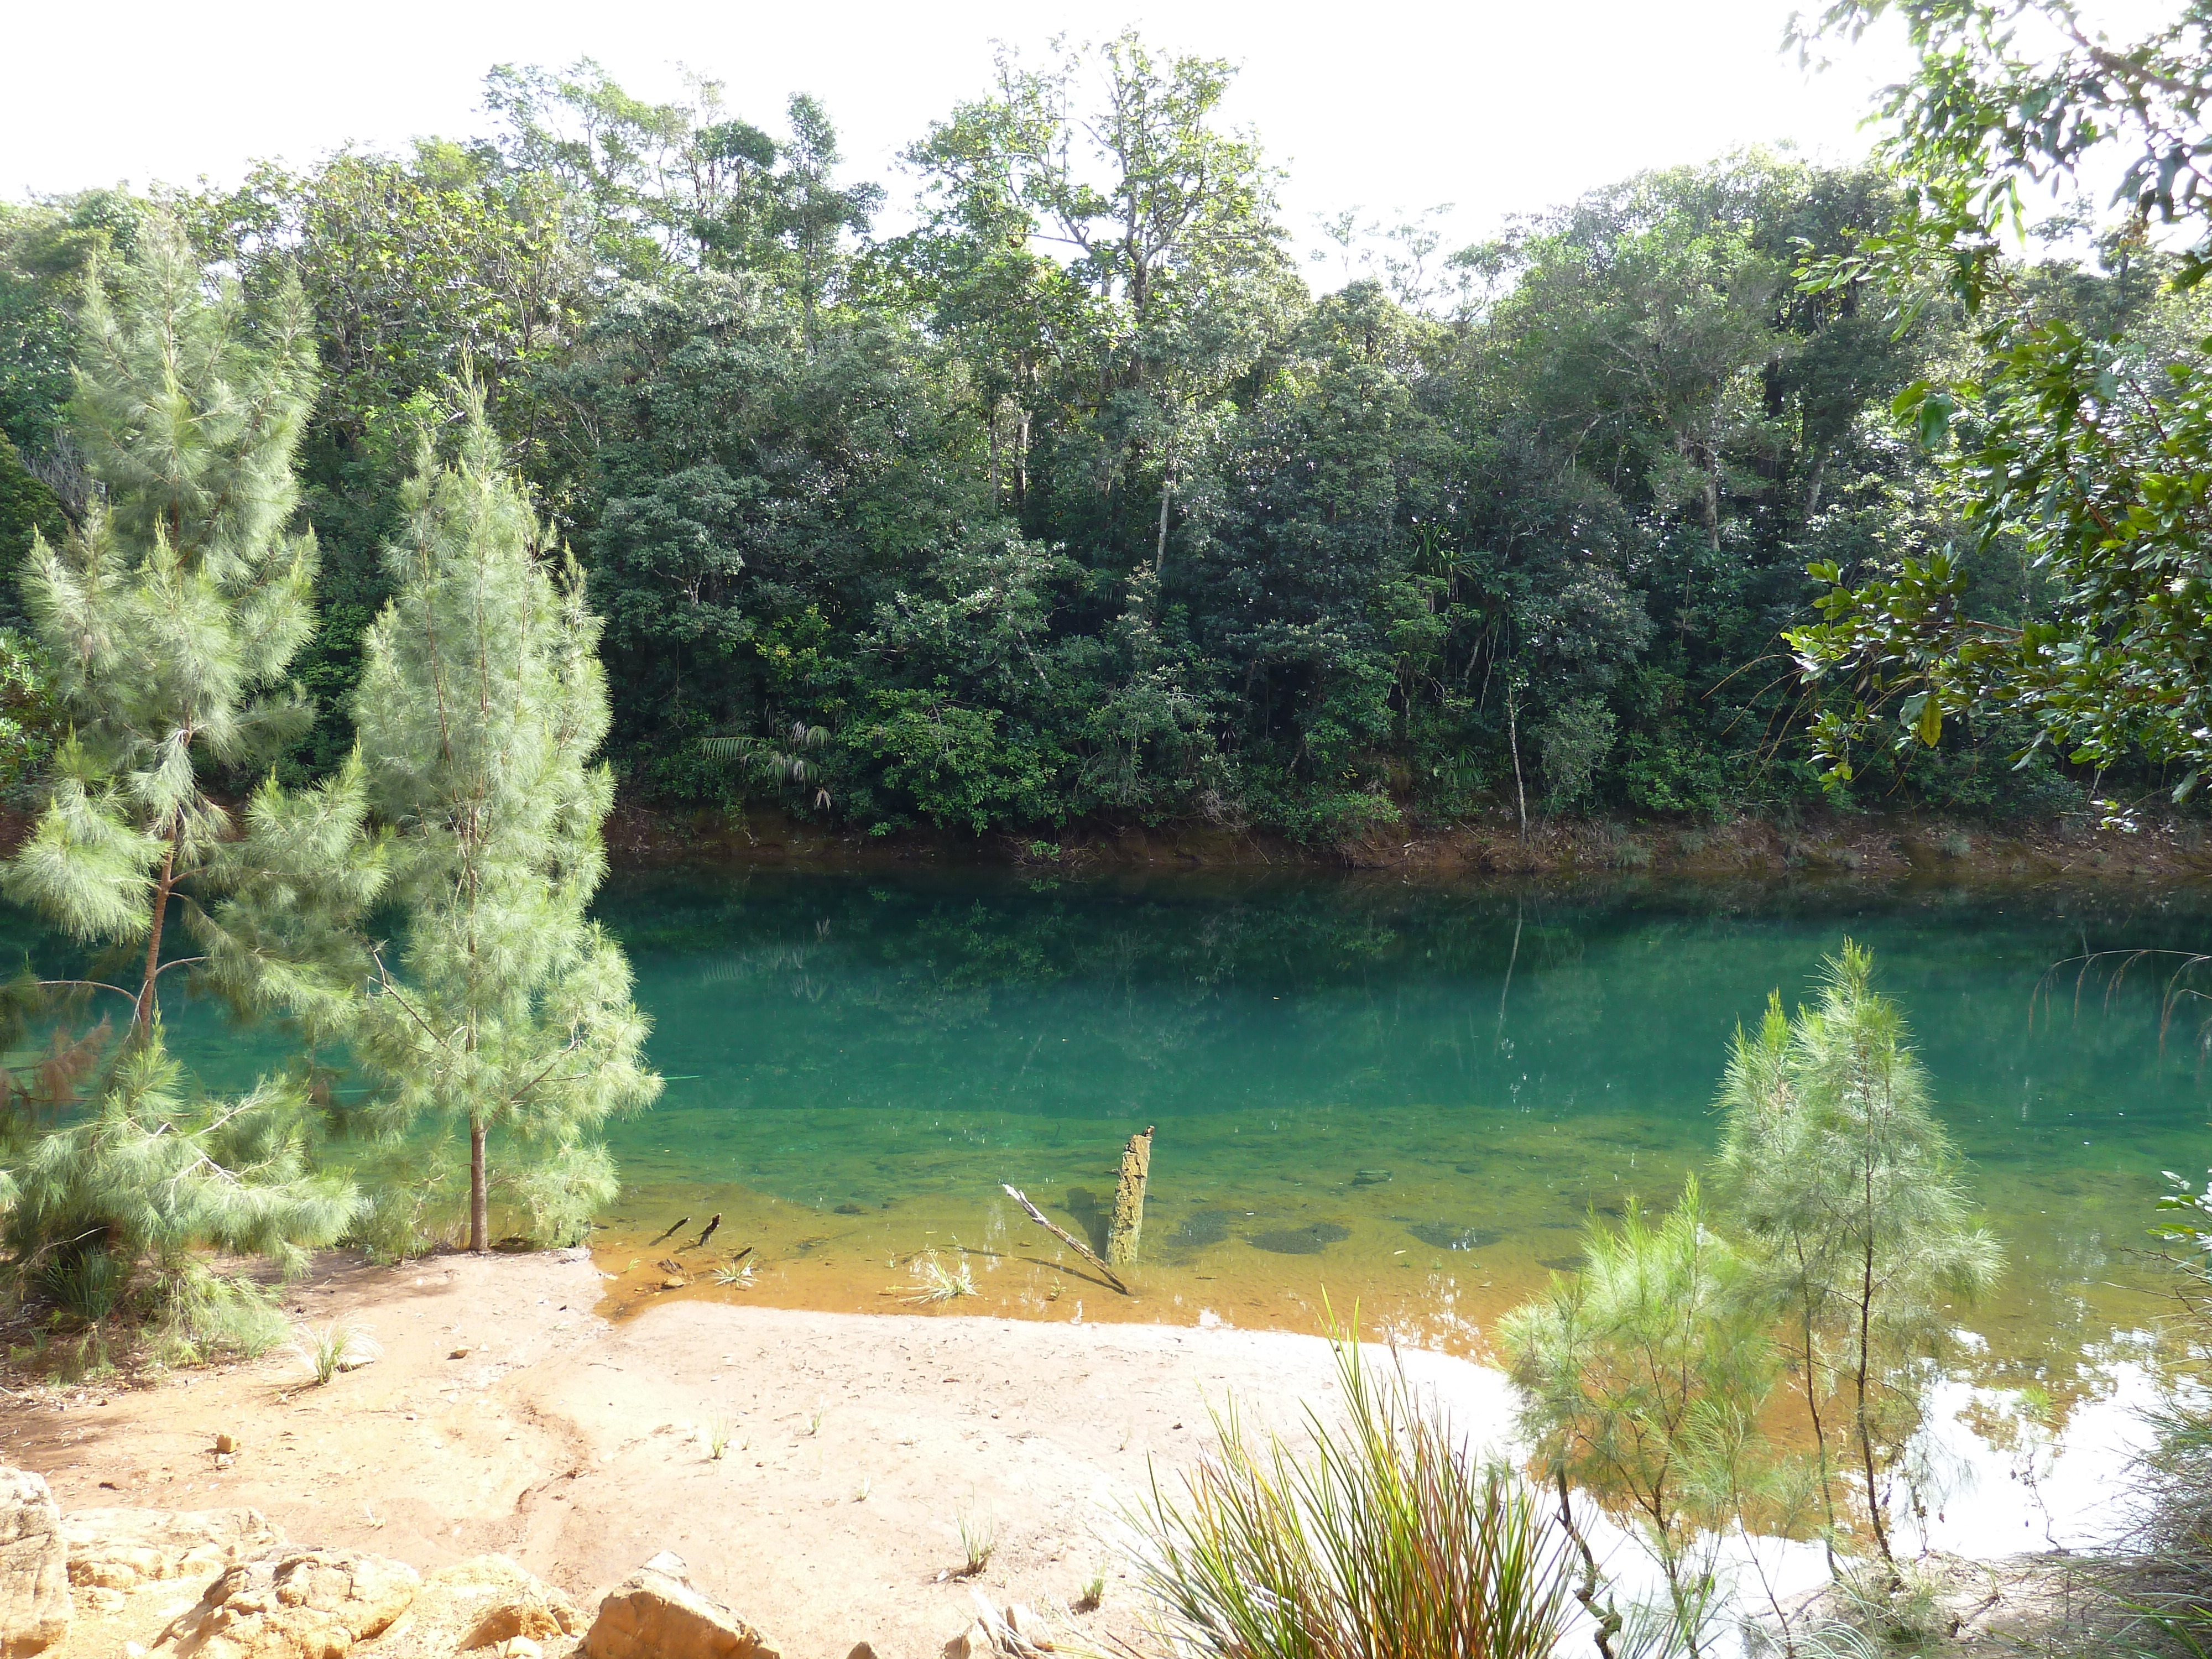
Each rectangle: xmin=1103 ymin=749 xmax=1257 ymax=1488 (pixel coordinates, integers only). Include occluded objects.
xmin=1788 ymin=0 xmax=2212 ymax=809
xmin=350 ymin=398 xmax=660 ymax=1253
xmin=0 ymin=211 xmax=360 ymax=1352
xmin=906 ymin=32 xmax=1298 ymax=580
xmin=1714 ymin=942 xmax=2001 ymax=1570
xmin=1500 ymin=1181 xmax=1783 ymax=1658
xmin=4 ymin=210 xmax=319 ymax=1037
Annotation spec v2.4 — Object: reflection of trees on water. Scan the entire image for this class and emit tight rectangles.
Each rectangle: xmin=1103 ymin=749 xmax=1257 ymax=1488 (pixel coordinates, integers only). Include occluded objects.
xmin=606 ymin=876 xmax=2212 ymax=1144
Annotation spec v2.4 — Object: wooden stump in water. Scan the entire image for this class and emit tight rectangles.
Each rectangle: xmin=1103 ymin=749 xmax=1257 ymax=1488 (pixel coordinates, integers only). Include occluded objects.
xmin=1107 ymin=1125 xmax=1155 ymax=1269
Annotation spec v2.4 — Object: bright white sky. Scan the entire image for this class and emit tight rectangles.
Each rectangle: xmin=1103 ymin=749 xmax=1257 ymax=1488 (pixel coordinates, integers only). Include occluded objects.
xmin=9 ymin=0 xmax=1912 ymax=260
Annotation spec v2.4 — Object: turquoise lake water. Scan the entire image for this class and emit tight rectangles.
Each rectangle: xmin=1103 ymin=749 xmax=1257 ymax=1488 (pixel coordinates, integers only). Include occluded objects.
xmin=11 ymin=869 xmax=2209 ymax=1389
xmin=573 ymin=870 xmax=2210 ymax=1380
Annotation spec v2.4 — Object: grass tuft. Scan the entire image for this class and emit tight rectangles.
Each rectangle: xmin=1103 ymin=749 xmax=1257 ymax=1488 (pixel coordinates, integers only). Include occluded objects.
xmin=289 ymin=1317 xmax=380 ymax=1386
xmin=956 ymin=1502 xmax=1000 ymax=1575
xmin=1120 ymin=1323 xmax=1573 ymax=1658
xmin=901 ymin=1248 xmax=976 ymax=1304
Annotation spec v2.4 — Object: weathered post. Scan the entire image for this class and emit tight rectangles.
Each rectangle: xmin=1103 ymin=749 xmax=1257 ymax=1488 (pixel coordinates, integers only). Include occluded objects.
xmin=1106 ymin=1125 xmax=1155 ymax=1269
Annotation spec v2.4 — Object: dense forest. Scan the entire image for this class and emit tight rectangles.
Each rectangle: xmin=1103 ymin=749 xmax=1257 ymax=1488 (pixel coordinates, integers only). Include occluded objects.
xmin=3 ymin=35 xmax=2199 ymax=844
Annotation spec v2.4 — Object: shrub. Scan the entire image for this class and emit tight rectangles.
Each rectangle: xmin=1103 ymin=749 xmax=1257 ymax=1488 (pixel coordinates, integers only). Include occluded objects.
xmin=1538 ymin=696 xmax=1617 ymax=813
xmin=1123 ymin=1329 xmax=1573 ymax=1658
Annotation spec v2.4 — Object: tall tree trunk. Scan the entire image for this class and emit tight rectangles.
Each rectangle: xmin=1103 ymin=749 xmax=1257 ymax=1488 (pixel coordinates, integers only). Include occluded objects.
xmin=1154 ymin=463 xmax=1173 ymax=602
xmin=1797 ymin=1252 xmax=1841 ymax=1575
xmin=987 ymin=397 xmax=1001 ymax=504
xmin=132 ymin=822 xmax=180 ymax=1041
xmin=1855 ymin=1228 xmax=1893 ymax=1567
xmin=469 ymin=1115 xmax=489 ymax=1254
xmin=1554 ymin=1469 xmax=1620 ymax=1659
xmin=1507 ymin=685 xmax=1528 ymax=839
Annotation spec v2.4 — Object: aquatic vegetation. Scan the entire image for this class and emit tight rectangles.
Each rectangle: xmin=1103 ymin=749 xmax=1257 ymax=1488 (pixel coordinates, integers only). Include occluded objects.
xmin=1123 ymin=1327 xmax=1572 ymax=1658
xmin=1171 ymin=1210 xmax=1236 ymax=1250
xmin=902 ymin=1249 xmax=977 ymax=1303
xmin=713 ymin=1258 xmax=759 ymax=1288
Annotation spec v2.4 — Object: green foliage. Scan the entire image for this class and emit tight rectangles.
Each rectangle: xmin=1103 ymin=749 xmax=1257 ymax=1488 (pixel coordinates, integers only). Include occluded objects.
xmin=4 ymin=1036 xmax=359 ymax=1346
xmin=289 ymin=1316 xmax=380 ymax=1385
xmin=1124 ymin=1329 xmax=1573 ymax=1659
xmin=4 ymin=209 xmax=319 ymax=1021
xmin=15 ymin=42 xmax=2161 ymax=838
xmin=1714 ymin=942 xmax=2002 ymax=1568
xmin=1498 ymin=942 xmax=1997 ymax=1636
xmin=1537 ymin=696 xmax=1617 ymax=813
xmin=1788 ymin=0 xmax=2212 ymax=816
xmin=1500 ymin=1182 xmax=1787 ymax=1656
xmin=350 ymin=395 xmax=661 ymax=1251
xmin=0 ymin=210 xmax=368 ymax=1349
xmin=0 ymin=624 xmax=57 ymax=793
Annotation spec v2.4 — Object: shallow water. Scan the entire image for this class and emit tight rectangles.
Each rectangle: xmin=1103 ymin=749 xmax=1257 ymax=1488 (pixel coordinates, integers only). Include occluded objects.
xmin=562 ymin=869 xmax=2210 ymax=1404
xmin=15 ymin=868 xmax=2210 ymax=1417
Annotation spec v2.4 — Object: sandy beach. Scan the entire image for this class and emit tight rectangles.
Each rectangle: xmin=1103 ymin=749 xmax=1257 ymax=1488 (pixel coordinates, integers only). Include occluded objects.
xmin=0 ymin=1249 xmax=1523 ymax=1658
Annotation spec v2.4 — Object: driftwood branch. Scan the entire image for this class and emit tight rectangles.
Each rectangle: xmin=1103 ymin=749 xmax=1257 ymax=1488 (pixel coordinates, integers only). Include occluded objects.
xmin=1001 ymin=1184 xmax=1130 ymax=1295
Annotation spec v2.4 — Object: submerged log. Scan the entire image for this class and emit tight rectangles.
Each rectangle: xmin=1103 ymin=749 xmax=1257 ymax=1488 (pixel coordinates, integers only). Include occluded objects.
xmin=648 ymin=1216 xmax=690 ymax=1246
xmin=1106 ymin=1125 xmax=1154 ymax=1269
xmin=1000 ymin=1185 xmax=1130 ymax=1295
xmin=692 ymin=1213 xmax=722 ymax=1250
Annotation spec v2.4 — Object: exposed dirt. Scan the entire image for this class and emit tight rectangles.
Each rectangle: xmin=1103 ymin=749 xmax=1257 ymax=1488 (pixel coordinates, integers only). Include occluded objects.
xmin=0 ymin=1250 xmax=1520 ymax=1659
xmin=604 ymin=798 xmax=2212 ymax=885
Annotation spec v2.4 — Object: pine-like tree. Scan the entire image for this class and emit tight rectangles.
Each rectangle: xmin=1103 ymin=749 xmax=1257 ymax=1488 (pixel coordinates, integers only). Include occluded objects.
xmin=351 ymin=395 xmax=660 ymax=1252
xmin=4 ymin=210 xmax=319 ymax=1033
xmin=1499 ymin=1180 xmax=1786 ymax=1659
xmin=1715 ymin=941 xmax=2002 ymax=1571
xmin=0 ymin=212 xmax=361 ymax=1344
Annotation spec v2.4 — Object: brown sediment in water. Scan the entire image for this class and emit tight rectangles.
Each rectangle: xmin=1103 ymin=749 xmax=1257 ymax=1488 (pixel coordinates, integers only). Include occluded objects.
xmin=589 ymin=1136 xmax=2180 ymax=1438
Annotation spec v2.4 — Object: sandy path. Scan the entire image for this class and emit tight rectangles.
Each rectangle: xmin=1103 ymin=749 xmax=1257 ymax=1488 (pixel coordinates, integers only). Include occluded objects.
xmin=0 ymin=1251 xmax=1522 ymax=1659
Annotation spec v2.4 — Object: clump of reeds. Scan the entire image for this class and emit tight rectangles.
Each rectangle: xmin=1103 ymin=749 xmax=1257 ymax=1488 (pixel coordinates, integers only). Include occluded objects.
xmin=1120 ymin=1328 xmax=1572 ymax=1658
xmin=901 ymin=1248 xmax=976 ymax=1304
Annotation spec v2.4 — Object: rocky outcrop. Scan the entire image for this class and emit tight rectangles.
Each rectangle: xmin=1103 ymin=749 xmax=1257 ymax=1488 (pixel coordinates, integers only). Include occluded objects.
xmin=367 ymin=1556 xmax=581 ymax=1659
xmin=581 ymin=1554 xmax=776 ymax=1659
xmin=0 ymin=1468 xmax=69 ymax=1659
xmin=155 ymin=1549 xmax=420 ymax=1659
xmin=65 ymin=1507 xmax=284 ymax=1591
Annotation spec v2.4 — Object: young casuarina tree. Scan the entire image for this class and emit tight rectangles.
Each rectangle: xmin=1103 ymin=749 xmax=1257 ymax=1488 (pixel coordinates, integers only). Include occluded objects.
xmin=5 ymin=210 xmax=320 ymax=1035
xmin=351 ymin=394 xmax=660 ymax=1253
xmin=1500 ymin=1180 xmax=1786 ymax=1659
xmin=0 ymin=210 xmax=362 ymax=1344
xmin=1714 ymin=941 xmax=2001 ymax=1571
